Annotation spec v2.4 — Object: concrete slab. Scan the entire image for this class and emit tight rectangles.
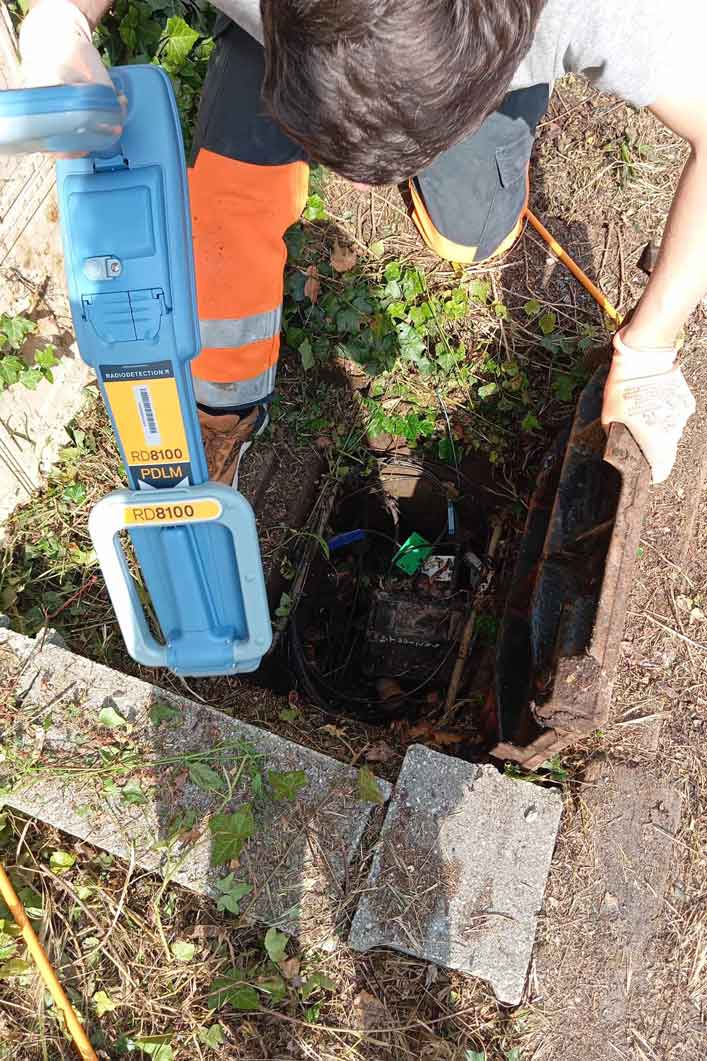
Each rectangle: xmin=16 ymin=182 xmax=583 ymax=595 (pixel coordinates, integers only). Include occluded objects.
xmin=348 ymin=745 xmax=562 ymax=1006
xmin=0 ymin=628 xmax=391 ymax=946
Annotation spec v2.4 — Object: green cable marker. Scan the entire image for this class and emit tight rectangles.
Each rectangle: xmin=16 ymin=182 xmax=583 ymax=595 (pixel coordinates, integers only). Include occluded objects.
xmin=393 ymin=532 xmax=434 ymax=575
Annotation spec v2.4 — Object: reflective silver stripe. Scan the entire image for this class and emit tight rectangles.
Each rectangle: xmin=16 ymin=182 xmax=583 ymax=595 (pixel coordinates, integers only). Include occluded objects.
xmin=193 ymin=364 xmax=277 ymax=409
xmin=199 ymin=306 xmax=282 ymax=350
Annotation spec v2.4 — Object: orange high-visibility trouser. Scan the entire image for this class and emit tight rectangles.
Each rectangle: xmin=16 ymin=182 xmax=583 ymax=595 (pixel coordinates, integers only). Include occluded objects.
xmin=189 ymin=21 xmax=549 ymax=413
xmin=188 ymin=20 xmax=309 ymax=413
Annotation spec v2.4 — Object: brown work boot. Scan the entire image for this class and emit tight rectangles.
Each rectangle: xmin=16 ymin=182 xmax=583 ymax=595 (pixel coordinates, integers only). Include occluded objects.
xmin=198 ymin=405 xmax=269 ymax=487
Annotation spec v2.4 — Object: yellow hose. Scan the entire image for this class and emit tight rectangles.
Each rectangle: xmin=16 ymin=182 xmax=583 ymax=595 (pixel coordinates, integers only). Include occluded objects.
xmin=524 ymin=207 xmax=623 ymax=326
xmin=0 ymin=864 xmax=98 ymax=1061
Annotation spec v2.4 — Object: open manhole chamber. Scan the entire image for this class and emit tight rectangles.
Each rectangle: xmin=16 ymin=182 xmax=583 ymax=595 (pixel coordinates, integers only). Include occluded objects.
xmin=286 ymin=455 xmax=495 ymax=733
xmin=280 ymin=368 xmax=651 ymax=766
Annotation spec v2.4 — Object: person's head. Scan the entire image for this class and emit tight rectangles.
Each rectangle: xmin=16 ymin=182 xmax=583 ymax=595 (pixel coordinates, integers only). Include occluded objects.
xmin=261 ymin=0 xmax=546 ymax=185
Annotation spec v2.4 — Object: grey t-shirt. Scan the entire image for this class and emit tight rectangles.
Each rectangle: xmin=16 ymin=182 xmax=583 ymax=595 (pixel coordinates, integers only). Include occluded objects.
xmin=216 ymin=0 xmax=703 ymax=108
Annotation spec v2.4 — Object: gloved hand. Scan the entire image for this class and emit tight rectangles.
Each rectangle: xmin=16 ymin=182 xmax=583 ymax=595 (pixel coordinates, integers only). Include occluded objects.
xmin=19 ymin=0 xmax=113 ymax=89
xmin=602 ymin=329 xmax=696 ymax=484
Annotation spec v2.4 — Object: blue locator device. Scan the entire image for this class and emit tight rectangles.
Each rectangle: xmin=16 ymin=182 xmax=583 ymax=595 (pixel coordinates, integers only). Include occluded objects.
xmin=0 ymin=68 xmax=272 ymax=676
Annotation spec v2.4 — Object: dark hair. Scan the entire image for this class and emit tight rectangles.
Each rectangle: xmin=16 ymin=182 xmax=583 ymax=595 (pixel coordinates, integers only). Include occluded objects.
xmin=261 ymin=0 xmax=546 ymax=184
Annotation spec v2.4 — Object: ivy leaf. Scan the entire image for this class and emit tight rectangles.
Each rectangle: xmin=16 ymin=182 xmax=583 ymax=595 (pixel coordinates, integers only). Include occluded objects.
xmin=208 ymin=969 xmax=259 ymax=1010
xmin=209 ymin=806 xmax=255 ymax=866
xmin=62 ymin=483 xmax=86 ymax=504
xmin=357 ymin=766 xmax=385 ymax=805
xmin=149 ymin=702 xmax=180 ymax=726
xmin=197 ymin=1024 xmax=225 ymax=1048
xmin=93 ymin=989 xmax=117 ymax=1017
xmin=98 ymin=705 xmax=129 ymax=729
xmin=521 ymin=412 xmax=541 ymax=433
xmin=214 ymin=874 xmax=252 ymax=915
xmin=401 ymin=268 xmax=425 ymax=301
xmin=385 ymin=300 xmax=407 ymax=321
xmin=121 ymin=779 xmax=148 ymax=806
xmin=384 ymin=262 xmax=401 ymax=282
xmin=20 ymin=368 xmax=43 ymax=391
xmin=278 ymin=707 xmax=300 ymax=723
xmin=300 ymin=971 xmax=337 ymax=1000
xmin=132 ymin=1034 xmax=174 ymax=1060
xmin=552 ymin=373 xmax=578 ymax=402
xmin=170 ymin=940 xmax=196 ymax=962
xmin=396 ymin=322 xmax=427 ymax=363
xmin=0 ymin=356 xmax=23 ymax=387
xmin=259 ymin=973 xmax=287 ymax=1004
xmin=263 ymin=926 xmax=288 ymax=963
xmin=189 ymin=761 xmax=226 ymax=794
xmin=539 ymin=311 xmax=557 ymax=336
xmin=268 ymin=770 xmax=307 ymax=802
xmin=523 ymin=299 xmax=541 ymax=318
xmin=49 ymin=850 xmax=76 ymax=874
xmin=299 ymin=338 xmax=315 ymax=372
xmin=477 ymin=382 xmax=498 ymax=400
xmin=0 ymin=314 xmax=35 ymax=350
xmin=303 ymin=194 xmax=327 ymax=221
xmin=336 ymin=307 xmax=361 ymax=334
xmin=35 ymin=345 xmax=58 ymax=370
xmin=161 ymin=16 xmax=199 ymax=69
xmin=468 ymin=279 xmax=491 ymax=304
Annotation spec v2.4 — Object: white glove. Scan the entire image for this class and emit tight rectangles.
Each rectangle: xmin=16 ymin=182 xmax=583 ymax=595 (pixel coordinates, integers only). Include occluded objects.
xmin=19 ymin=0 xmax=113 ymax=88
xmin=602 ymin=329 xmax=696 ymax=484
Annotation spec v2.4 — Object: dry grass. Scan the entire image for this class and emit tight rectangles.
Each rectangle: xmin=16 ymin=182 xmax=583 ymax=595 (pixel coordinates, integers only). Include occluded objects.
xmin=0 ymin=808 xmax=522 ymax=1060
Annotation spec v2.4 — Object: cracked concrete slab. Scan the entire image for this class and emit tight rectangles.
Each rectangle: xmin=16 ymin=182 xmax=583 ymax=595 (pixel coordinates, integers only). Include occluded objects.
xmin=348 ymin=745 xmax=562 ymax=1006
xmin=0 ymin=627 xmax=391 ymax=946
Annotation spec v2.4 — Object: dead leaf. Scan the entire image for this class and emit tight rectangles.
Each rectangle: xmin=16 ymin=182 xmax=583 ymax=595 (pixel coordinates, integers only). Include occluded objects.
xmin=304 ymin=264 xmax=320 ymax=303
xmin=320 ymin=723 xmax=348 ymax=740
xmin=189 ymin=924 xmax=223 ymax=940
xmin=279 ymin=957 xmax=301 ymax=980
xmin=430 ymin=730 xmax=464 ymax=747
xmin=407 ymin=721 xmax=433 ymax=741
xmin=172 ymin=769 xmax=189 ymax=793
xmin=180 ymin=825 xmax=203 ymax=846
xmin=376 ymin=678 xmax=403 ymax=702
xmin=352 ymin=989 xmax=387 ymax=1031
xmin=407 ymin=721 xmax=463 ymax=747
xmin=365 ymin=741 xmax=396 ymax=764
xmin=331 ymin=239 xmax=357 ymax=273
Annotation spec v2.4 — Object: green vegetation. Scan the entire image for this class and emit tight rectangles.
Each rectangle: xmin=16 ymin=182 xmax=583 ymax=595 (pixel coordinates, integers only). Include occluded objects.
xmin=0 ymin=314 xmax=58 ymax=393
xmin=284 ymin=192 xmax=601 ymax=463
xmin=96 ymin=0 xmax=215 ymax=152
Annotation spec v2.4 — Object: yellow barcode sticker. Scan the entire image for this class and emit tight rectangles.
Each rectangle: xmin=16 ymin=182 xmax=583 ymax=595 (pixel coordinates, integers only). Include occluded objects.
xmin=124 ymin=498 xmax=222 ymax=527
xmin=99 ymin=360 xmax=193 ymax=488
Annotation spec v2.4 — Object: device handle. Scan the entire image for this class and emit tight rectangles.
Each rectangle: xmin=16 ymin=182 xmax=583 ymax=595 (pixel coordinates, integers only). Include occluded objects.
xmin=88 ymin=485 xmax=272 ymax=673
xmin=0 ymin=83 xmax=122 ymax=155
xmin=216 ymin=488 xmax=274 ymax=666
xmin=88 ymin=493 xmax=169 ymax=670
